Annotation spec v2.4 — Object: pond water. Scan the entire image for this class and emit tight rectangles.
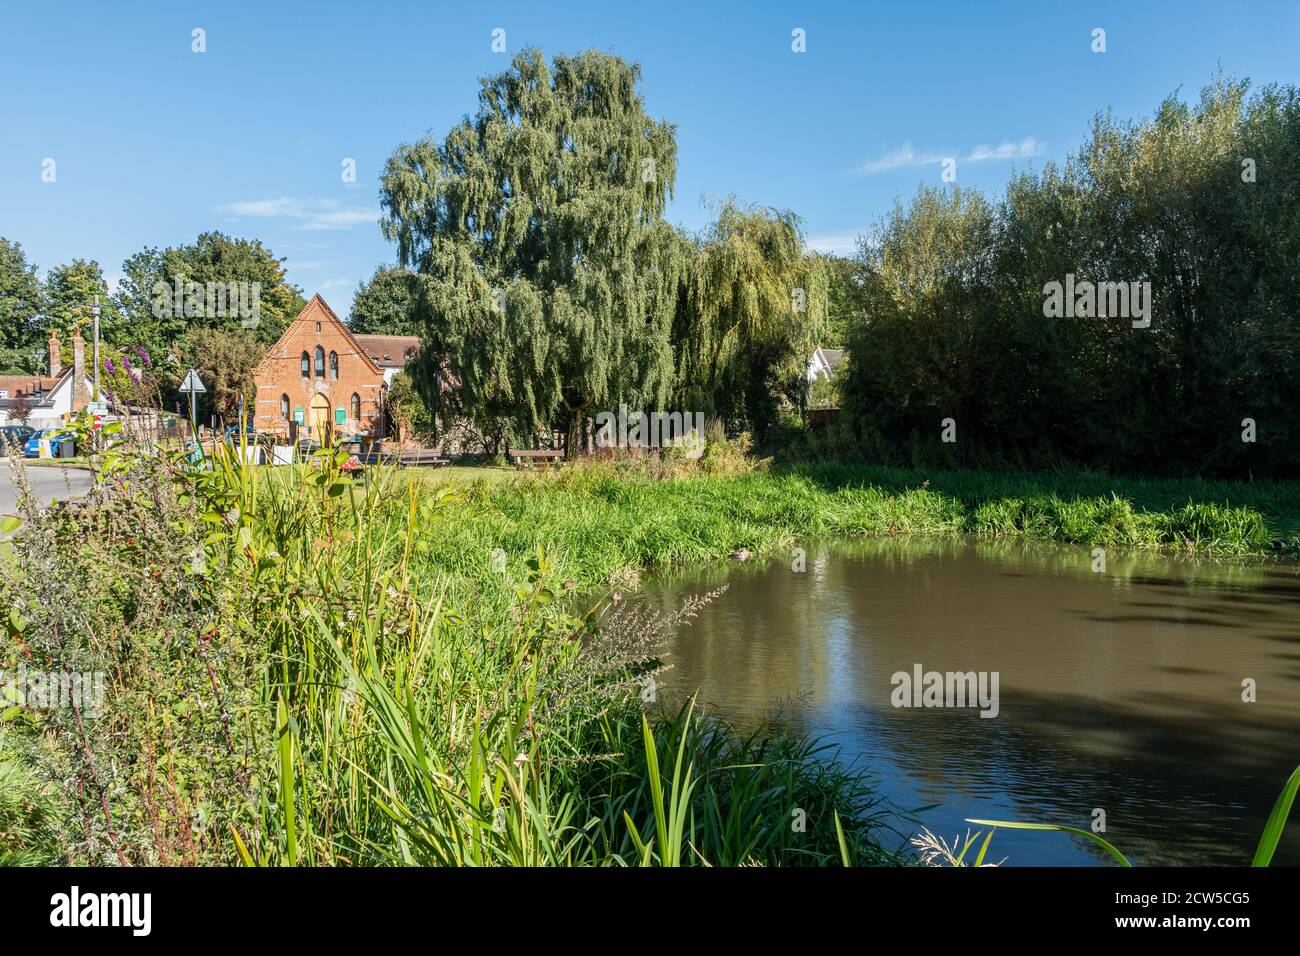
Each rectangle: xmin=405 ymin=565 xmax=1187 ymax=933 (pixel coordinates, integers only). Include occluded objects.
xmin=638 ymin=537 xmax=1300 ymax=866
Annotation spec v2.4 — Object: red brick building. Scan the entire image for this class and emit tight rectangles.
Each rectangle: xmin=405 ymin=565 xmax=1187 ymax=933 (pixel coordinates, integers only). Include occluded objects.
xmin=252 ymin=295 xmax=418 ymax=442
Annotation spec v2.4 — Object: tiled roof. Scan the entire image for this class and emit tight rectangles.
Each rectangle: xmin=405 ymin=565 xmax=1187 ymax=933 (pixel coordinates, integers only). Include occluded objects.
xmin=817 ymin=348 xmax=844 ymax=370
xmin=0 ymin=375 xmax=60 ymax=396
xmin=353 ymin=334 xmax=420 ymax=369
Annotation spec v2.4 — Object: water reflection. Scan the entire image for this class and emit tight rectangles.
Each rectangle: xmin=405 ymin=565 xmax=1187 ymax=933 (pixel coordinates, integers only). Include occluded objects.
xmin=640 ymin=537 xmax=1300 ymax=866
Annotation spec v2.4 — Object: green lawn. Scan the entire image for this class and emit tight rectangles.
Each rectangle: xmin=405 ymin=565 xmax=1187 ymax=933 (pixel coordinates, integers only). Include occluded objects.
xmin=402 ymin=463 xmax=517 ymax=485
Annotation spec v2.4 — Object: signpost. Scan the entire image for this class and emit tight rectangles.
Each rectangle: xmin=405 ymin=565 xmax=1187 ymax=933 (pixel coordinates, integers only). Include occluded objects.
xmin=178 ymin=368 xmax=206 ymax=461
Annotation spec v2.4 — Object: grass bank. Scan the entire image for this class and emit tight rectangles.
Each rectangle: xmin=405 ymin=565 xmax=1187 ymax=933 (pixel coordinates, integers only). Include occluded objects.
xmin=398 ymin=462 xmax=1298 ymax=605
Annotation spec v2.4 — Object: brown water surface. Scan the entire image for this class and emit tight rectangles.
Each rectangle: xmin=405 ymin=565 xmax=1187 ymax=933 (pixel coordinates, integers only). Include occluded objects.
xmin=639 ymin=537 xmax=1300 ymax=866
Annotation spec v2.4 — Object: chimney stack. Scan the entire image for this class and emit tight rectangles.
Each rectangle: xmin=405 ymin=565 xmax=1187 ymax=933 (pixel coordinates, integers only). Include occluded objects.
xmin=72 ymin=328 xmax=88 ymax=411
xmin=48 ymin=329 xmax=61 ymax=377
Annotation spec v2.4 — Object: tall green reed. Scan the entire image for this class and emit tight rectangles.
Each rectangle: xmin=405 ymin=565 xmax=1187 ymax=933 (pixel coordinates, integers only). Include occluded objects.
xmin=175 ymin=444 xmax=895 ymax=866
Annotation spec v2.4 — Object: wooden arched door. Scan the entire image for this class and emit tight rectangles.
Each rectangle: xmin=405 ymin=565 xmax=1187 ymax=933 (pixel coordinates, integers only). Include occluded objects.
xmin=309 ymin=393 xmax=332 ymax=443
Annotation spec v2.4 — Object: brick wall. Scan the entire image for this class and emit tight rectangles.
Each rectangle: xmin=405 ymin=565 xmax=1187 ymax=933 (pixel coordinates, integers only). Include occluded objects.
xmin=252 ymin=296 xmax=386 ymax=440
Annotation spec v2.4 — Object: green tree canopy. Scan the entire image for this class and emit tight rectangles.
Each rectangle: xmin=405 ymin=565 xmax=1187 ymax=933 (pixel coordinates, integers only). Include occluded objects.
xmin=842 ymin=74 xmax=1300 ymax=477
xmin=115 ymin=246 xmax=182 ymax=361
xmin=115 ymin=232 xmax=306 ymax=356
xmin=0 ymin=237 xmax=44 ymax=349
xmin=679 ymin=199 xmax=827 ymax=441
xmin=842 ymin=186 xmax=996 ymax=447
xmin=180 ymin=327 xmax=264 ymax=424
xmin=380 ymin=48 xmax=688 ymax=449
xmin=813 ymin=252 xmax=865 ymax=349
xmin=44 ymin=259 xmax=124 ymax=338
xmin=349 ymin=266 xmax=419 ymax=335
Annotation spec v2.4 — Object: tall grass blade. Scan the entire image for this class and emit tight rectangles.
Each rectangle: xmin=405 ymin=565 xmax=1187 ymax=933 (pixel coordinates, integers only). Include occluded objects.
xmin=1251 ymin=763 xmax=1300 ymax=867
xmin=965 ymin=819 xmax=1131 ymax=866
xmin=277 ymin=698 xmax=298 ymax=866
xmin=833 ymin=810 xmax=852 ymax=867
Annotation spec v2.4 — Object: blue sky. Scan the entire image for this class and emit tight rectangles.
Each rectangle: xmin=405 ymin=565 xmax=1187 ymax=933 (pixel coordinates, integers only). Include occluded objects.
xmin=2 ymin=0 xmax=1298 ymax=317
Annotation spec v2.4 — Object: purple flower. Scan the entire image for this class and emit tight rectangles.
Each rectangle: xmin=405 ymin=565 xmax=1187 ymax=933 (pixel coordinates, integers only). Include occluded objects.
xmin=122 ymin=355 xmax=131 ymax=369
xmin=137 ymin=347 xmax=151 ymax=367
xmin=104 ymin=357 xmax=115 ymax=374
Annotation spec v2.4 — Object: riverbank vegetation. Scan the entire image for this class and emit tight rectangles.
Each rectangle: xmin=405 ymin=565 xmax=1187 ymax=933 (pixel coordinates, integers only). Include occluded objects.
xmin=0 ymin=445 xmax=908 ymax=866
xmin=406 ymin=459 xmax=1298 ymax=588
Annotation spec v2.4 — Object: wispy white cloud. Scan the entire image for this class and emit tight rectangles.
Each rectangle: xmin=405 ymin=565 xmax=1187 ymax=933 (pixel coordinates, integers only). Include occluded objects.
xmin=804 ymin=231 xmax=862 ymax=256
xmin=857 ymin=136 xmax=1044 ymax=175
xmin=219 ymin=197 xmax=378 ymax=231
xmin=964 ymin=137 xmax=1043 ymax=163
xmin=857 ymin=144 xmax=945 ymax=175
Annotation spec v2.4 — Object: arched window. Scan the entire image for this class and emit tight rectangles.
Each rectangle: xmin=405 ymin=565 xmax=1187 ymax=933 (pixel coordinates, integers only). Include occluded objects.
xmin=329 ymin=351 xmax=338 ymax=379
xmin=350 ymin=393 xmax=361 ymax=421
xmin=314 ymin=346 xmax=325 ymax=377
xmin=280 ymin=394 xmax=290 ymax=419
xmin=300 ymin=351 xmax=310 ymax=378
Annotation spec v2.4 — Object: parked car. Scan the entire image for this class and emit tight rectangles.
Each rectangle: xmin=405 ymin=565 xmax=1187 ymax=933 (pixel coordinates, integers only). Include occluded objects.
xmin=222 ymin=423 xmax=259 ymax=445
xmin=0 ymin=425 xmax=35 ymax=449
xmin=23 ymin=428 xmax=74 ymax=459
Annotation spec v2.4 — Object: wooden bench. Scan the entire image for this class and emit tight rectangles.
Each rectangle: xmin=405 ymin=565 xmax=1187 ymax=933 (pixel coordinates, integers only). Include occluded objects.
xmin=396 ymin=449 xmax=450 ymax=468
xmin=509 ymin=448 xmax=565 ymax=472
xmin=341 ymin=448 xmax=448 ymax=468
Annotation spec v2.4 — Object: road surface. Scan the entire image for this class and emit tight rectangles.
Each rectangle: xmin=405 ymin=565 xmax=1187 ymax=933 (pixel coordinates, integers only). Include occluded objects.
xmin=0 ymin=464 xmax=93 ymax=515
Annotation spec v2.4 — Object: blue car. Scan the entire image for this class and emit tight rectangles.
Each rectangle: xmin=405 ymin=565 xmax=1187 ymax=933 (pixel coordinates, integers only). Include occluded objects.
xmin=23 ymin=428 xmax=74 ymax=459
xmin=222 ymin=423 xmax=260 ymax=446
xmin=0 ymin=425 xmax=34 ymax=449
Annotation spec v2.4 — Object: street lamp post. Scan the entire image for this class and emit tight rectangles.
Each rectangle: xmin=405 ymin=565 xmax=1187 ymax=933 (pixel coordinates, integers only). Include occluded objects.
xmin=89 ymin=296 xmax=102 ymax=452
xmin=91 ymin=295 xmax=101 ymax=402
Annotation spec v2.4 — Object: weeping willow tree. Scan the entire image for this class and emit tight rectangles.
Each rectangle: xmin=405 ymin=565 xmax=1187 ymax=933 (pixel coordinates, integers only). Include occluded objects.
xmin=380 ymin=48 xmax=690 ymax=452
xmin=679 ymin=200 xmax=828 ymax=442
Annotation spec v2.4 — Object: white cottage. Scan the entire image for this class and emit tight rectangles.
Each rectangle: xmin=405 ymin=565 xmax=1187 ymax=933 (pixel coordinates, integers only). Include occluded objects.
xmin=0 ymin=329 xmax=96 ymax=428
xmin=807 ymin=346 xmax=844 ymax=383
